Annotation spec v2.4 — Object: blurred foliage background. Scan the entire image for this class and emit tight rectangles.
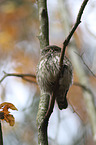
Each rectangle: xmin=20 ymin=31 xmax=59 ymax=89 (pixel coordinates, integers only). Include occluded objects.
xmin=0 ymin=0 xmax=96 ymax=145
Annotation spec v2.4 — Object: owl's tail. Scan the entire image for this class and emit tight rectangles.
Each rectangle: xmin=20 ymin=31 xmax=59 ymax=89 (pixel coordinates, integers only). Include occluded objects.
xmin=56 ymin=89 xmax=68 ymax=110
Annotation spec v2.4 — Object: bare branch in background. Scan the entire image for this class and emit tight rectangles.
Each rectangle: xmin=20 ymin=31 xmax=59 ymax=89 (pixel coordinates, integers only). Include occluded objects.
xmin=73 ymin=82 xmax=95 ymax=100
xmin=85 ymin=23 xmax=96 ymax=39
xmin=74 ymin=52 xmax=96 ymax=78
xmin=0 ymin=71 xmax=37 ymax=84
xmin=69 ymin=46 xmax=96 ymax=142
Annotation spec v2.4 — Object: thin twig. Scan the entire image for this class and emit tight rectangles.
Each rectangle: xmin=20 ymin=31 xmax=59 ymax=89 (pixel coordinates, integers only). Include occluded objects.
xmin=44 ymin=93 xmax=55 ymax=122
xmin=44 ymin=71 xmax=61 ymax=122
xmin=85 ymin=23 xmax=96 ymax=39
xmin=73 ymin=82 xmax=95 ymax=99
xmin=60 ymin=0 xmax=89 ymax=67
xmin=74 ymin=51 xmax=96 ymax=78
xmin=0 ymin=122 xmax=3 ymax=145
xmin=0 ymin=71 xmax=37 ymax=84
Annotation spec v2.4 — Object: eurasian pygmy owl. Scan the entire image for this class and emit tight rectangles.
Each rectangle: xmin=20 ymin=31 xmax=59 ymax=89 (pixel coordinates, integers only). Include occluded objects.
xmin=36 ymin=45 xmax=73 ymax=110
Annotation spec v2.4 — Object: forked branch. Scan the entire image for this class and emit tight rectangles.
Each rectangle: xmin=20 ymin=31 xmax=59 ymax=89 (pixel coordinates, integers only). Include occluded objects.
xmin=45 ymin=0 xmax=89 ymax=126
xmin=60 ymin=0 xmax=89 ymax=67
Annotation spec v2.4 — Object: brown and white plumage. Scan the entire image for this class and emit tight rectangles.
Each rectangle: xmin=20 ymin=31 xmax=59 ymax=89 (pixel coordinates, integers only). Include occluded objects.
xmin=36 ymin=45 xmax=73 ymax=110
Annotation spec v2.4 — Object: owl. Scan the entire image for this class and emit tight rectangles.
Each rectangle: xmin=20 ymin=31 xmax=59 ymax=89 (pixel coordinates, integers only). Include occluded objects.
xmin=36 ymin=45 xmax=73 ymax=110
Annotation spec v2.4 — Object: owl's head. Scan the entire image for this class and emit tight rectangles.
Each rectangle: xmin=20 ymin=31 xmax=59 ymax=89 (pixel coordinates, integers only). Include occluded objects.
xmin=41 ymin=45 xmax=61 ymax=56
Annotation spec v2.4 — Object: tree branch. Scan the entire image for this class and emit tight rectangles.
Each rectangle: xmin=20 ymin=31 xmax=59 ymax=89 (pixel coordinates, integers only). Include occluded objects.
xmin=37 ymin=0 xmax=49 ymax=49
xmin=0 ymin=71 xmax=37 ymax=84
xmin=45 ymin=0 xmax=89 ymax=126
xmin=44 ymin=73 xmax=61 ymax=122
xmin=59 ymin=0 xmax=89 ymax=67
xmin=36 ymin=92 xmax=49 ymax=145
xmin=36 ymin=0 xmax=49 ymax=145
xmin=74 ymin=52 xmax=96 ymax=78
xmin=37 ymin=0 xmax=89 ymax=145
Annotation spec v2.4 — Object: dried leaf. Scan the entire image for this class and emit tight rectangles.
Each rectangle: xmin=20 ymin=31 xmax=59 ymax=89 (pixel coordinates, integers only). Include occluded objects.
xmin=0 ymin=102 xmax=18 ymax=126
xmin=7 ymin=114 xmax=15 ymax=126
xmin=0 ymin=102 xmax=18 ymax=111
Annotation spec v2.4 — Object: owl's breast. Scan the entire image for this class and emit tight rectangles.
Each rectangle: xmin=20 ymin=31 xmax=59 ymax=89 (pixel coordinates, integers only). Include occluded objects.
xmin=37 ymin=54 xmax=72 ymax=94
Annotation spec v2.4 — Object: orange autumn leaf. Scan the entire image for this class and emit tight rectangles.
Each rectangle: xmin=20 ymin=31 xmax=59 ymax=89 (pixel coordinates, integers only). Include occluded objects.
xmin=0 ymin=102 xmax=18 ymax=126
xmin=5 ymin=114 xmax=15 ymax=126
xmin=0 ymin=102 xmax=18 ymax=110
